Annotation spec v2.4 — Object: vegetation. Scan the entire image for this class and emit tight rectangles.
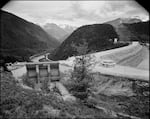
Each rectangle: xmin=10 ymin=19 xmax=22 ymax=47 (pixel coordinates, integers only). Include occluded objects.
xmin=65 ymin=40 xmax=94 ymax=101
xmin=124 ymin=21 xmax=149 ymax=43
xmin=50 ymin=23 xmax=130 ymax=60
xmin=0 ymin=72 xmax=110 ymax=119
xmin=0 ymin=10 xmax=60 ymax=63
xmin=63 ymin=72 xmax=149 ymax=119
xmin=90 ymin=74 xmax=150 ymax=119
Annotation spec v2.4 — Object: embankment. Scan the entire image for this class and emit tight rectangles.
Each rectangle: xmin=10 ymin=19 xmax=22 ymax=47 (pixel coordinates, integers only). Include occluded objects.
xmin=97 ymin=42 xmax=143 ymax=64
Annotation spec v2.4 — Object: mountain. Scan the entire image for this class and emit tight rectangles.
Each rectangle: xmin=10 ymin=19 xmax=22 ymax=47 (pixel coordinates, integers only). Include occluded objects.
xmin=59 ymin=24 xmax=77 ymax=34
xmin=124 ymin=21 xmax=149 ymax=43
xmin=106 ymin=18 xmax=142 ymax=26
xmin=43 ymin=23 xmax=77 ymax=43
xmin=43 ymin=23 xmax=68 ymax=43
xmin=49 ymin=24 xmax=129 ymax=60
xmin=105 ymin=18 xmax=143 ymax=42
xmin=0 ymin=10 xmax=60 ymax=62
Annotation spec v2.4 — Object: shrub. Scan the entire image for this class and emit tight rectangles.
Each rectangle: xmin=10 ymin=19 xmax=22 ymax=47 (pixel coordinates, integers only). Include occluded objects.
xmin=69 ymin=40 xmax=94 ymax=100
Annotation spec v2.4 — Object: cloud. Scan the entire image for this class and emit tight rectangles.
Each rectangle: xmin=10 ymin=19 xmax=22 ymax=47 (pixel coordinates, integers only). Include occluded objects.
xmin=2 ymin=0 xmax=149 ymax=26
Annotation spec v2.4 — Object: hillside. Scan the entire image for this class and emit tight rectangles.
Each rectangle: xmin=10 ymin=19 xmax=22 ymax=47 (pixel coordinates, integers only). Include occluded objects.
xmin=106 ymin=18 xmax=149 ymax=42
xmin=49 ymin=24 xmax=130 ymax=60
xmin=0 ymin=72 xmax=111 ymax=118
xmin=43 ymin=23 xmax=68 ymax=42
xmin=124 ymin=21 xmax=149 ymax=43
xmin=0 ymin=10 xmax=60 ymax=62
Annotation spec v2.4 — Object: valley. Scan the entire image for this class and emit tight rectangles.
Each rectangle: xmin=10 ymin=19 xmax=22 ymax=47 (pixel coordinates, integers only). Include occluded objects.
xmin=0 ymin=6 xmax=149 ymax=119
xmin=0 ymin=10 xmax=60 ymax=63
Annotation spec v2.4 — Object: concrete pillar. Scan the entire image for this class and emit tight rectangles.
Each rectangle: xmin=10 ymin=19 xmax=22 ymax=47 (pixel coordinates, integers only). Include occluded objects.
xmin=47 ymin=64 xmax=50 ymax=75
xmin=47 ymin=64 xmax=51 ymax=84
xmin=36 ymin=64 xmax=40 ymax=83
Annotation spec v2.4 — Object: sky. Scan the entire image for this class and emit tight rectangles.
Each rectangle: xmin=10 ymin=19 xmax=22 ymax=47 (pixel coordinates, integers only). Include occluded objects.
xmin=2 ymin=0 xmax=149 ymax=27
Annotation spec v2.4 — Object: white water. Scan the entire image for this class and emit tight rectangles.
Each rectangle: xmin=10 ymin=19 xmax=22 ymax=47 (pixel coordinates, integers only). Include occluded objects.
xmin=12 ymin=66 xmax=26 ymax=79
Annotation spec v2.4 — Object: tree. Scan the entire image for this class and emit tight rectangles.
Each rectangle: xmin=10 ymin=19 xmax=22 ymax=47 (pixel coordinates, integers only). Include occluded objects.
xmin=70 ymin=39 xmax=94 ymax=100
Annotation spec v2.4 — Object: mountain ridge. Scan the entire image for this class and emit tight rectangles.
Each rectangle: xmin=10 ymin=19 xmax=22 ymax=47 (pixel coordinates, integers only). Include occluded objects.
xmin=43 ymin=23 xmax=77 ymax=43
xmin=43 ymin=23 xmax=68 ymax=42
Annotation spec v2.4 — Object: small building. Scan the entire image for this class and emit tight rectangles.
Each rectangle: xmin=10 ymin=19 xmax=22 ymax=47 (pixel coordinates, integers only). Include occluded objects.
xmin=113 ymin=38 xmax=118 ymax=44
